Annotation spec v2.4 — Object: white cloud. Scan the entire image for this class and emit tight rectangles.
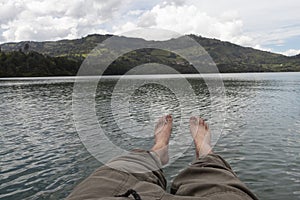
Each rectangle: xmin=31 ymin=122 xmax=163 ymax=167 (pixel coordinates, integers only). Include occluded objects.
xmin=0 ymin=0 xmax=131 ymax=42
xmin=113 ymin=4 xmax=258 ymax=47
xmin=278 ymin=49 xmax=300 ymax=56
xmin=112 ymin=1 xmax=300 ymax=54
xmin=253 ymin=45 xmax=272 ymax=52
xmin=0 ymin=2 xmax=23 ymax=23
xmin=127 ymin=10 xmax=145 ymax=16
xmin=0 ymin=0 xmax=300 ymax=55
xmin=113 ymin=22 xmax=138 ymax=34
xmin=181 ymin=0 xmax=300 ymax=50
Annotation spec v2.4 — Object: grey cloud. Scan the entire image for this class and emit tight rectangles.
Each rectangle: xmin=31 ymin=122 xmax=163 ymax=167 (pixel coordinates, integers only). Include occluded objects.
xmin=0 ymin=2 xmax=24 ymax=23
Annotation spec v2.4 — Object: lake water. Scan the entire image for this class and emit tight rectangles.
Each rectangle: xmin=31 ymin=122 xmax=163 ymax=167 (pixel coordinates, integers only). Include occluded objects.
xmin=0 ymin=73 xmax=299 ymax=200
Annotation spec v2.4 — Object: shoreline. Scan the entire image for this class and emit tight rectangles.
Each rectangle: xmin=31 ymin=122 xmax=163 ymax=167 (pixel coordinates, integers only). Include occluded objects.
xmin=0 ymin=72 xmax=300 ymax=81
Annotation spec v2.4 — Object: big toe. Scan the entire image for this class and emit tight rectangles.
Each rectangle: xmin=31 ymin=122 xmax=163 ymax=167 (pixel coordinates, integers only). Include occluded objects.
xmin=190 ymin=116 xmax=206 ymax=125
xmin=190 ymin=116 xmax=198 ymax=125
xmin=166 ymin=114 xmax=173 ymax=123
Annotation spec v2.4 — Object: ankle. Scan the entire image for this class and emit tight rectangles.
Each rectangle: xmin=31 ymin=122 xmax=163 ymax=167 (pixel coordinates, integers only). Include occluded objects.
xmin=196 ymin=144 xmax=213 ymax=158
xmin=151 ymin=145 xmax=169 ymax=165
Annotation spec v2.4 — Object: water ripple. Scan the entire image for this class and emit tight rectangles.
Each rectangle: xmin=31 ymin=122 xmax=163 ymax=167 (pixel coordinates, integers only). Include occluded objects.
xmin=1 ymin=73 xmax=300 ymax=199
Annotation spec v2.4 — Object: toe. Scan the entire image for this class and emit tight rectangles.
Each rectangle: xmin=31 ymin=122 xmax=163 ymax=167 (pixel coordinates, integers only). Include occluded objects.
xmin=166 ymin=114 xmax=172 ymax=122
xmin=204 ymin=123 xmax=209 ymax=130
xmin=190 ymin=116 xmax=198 ymax=124
xmin=199 ymin=117 xmax=205 ymax=125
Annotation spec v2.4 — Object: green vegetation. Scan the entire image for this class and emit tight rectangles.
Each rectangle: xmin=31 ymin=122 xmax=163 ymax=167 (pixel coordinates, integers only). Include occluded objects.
xmin=0 ymin=34 xmax=300 ymax=77
xmin=189 ymin=35 xmax=300 ymax=72
xmin=0 ymin=51 xmax=82 ymax=77
xmin=104 ymin=48 xmax=194 ymax=75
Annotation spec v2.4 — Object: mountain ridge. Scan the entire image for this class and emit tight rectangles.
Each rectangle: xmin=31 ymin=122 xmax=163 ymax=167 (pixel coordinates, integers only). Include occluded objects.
xmin=0 ymin=34 xmax=299 ymax=77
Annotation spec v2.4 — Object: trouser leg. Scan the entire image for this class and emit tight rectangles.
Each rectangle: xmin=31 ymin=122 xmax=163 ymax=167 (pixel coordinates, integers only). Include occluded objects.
xmin=170 ymin=154 xmax=258 ymax=200
xmin=66 ymin=151 xmax=167 ymax=200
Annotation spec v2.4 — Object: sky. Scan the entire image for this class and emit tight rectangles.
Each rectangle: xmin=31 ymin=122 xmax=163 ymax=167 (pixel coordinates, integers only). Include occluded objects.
xmin=0 ymin=0 xmax=300 ymax=56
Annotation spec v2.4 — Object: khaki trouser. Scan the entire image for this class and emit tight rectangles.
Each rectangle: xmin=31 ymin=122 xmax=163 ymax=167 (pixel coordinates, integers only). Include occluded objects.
xmin=67 ymin=151 xmax=258 ymax=200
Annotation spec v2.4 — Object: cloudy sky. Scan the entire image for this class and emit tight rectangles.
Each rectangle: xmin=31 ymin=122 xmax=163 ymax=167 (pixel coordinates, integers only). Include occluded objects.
xmin=1 ymin=0 xmax=300 ymax=56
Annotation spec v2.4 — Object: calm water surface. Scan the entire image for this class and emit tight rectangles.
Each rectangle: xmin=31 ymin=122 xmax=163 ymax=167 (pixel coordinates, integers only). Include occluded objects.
xmin=0 ymin=73 xmax=299 ymax=200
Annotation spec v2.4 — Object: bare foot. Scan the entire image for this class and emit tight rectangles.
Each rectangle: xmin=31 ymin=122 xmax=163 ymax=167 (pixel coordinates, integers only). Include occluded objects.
xmin=151 ymin=115 xmax=172 ymax=165
xmin=189 ymin=116 xmax=213 ymax=158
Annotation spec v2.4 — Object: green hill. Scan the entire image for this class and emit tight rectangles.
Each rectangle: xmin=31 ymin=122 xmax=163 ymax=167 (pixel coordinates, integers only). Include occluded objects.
xmin=0 ymin=51 xmax=81 ymax=77
xmin=0 ymin=34 xmax=300 ymax=77
xmin=189 ymin=35 xmax=300 ymax=72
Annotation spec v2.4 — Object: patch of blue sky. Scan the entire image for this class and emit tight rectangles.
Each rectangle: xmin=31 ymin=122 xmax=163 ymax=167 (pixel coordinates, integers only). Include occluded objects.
xmin=265 ymin=35 xmax=300 ymax=52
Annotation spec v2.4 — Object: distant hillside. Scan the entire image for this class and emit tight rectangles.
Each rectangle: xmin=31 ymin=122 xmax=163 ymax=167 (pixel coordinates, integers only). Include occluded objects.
xmin=0 ymin=51 xmax=80 ymax=77
xmin=189 ymin=35 xmax=300 ymax=72
xmin=0 ymin=34 xmax=112 ymax=57
xmin=0 ymin=34 xmax=300 ymax=77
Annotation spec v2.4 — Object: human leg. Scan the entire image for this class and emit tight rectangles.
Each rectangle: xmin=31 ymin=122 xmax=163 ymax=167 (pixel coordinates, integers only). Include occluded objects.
xmin=66 ymin=115 xmax=173 ymax=200
xmin=170 ymin=117 xmax=258 ymax=200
